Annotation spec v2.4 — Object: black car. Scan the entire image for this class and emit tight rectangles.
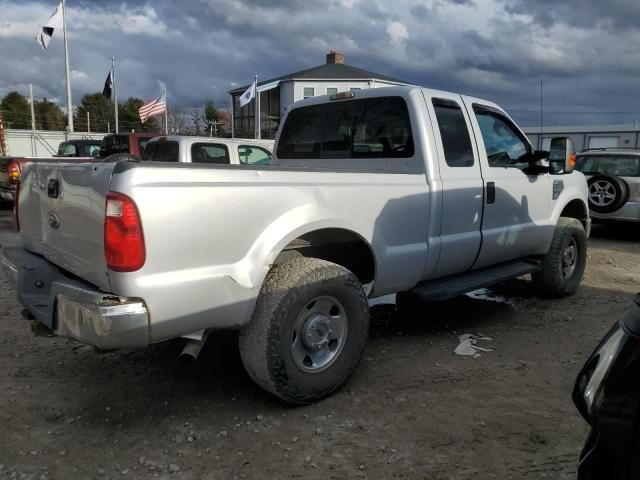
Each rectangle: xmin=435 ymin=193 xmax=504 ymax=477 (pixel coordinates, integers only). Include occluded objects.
xmin=573 ymin=293 xmax=640 ymax=479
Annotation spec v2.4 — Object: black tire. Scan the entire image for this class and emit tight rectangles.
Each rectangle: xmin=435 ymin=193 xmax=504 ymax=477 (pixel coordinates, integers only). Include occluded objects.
xmin=239 ymin=258 xmax=369 ymax=405
xmin=532 ymin=217 xmax=587 ymax=298
xmin=587 ymin=175 xmax=629 ymax=214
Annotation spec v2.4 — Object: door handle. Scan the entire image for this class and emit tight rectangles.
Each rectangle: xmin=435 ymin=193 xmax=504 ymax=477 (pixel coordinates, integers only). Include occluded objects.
xmin=47 ymin=179 xmax=60 ymax=199
xmin=486 ymin=182 xmax=495 ymax=204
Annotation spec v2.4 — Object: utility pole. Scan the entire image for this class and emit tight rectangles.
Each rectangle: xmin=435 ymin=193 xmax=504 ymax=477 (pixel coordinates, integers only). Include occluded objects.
xmin=86 ymin=111 xmax=90 ymax=133
xmin=61 ymin=0 xmax=74 ymax=132
xmin=29 ymin=84 xmax=36 ymax=131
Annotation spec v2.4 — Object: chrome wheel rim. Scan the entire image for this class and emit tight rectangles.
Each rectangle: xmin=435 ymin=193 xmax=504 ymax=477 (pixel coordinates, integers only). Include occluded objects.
xmin=588 ymin=180 xmax=616 ymax=207
xmin=291 ymin=296 xmax=348 ymax=373
xmin=562 ymin=238 xmax=578 ymax=279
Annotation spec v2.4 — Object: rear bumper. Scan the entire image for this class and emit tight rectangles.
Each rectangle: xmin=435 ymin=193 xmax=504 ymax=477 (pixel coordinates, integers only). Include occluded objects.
xmin=1 ymin=246 xmax=149 ymax=349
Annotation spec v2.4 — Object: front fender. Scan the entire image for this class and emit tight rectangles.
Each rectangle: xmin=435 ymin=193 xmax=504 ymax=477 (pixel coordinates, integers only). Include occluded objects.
xmin=550 ymin=171 xmax=590 ymax=227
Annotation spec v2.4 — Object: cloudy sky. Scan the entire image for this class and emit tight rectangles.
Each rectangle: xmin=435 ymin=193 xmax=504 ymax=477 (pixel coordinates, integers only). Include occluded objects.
xmin=1 ymin=0 xmax=639 ymax=126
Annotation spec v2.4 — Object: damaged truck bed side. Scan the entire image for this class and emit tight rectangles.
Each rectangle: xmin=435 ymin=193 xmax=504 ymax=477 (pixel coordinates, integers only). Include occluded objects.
xmin=1 ymin=86 xmax=590 ymax=404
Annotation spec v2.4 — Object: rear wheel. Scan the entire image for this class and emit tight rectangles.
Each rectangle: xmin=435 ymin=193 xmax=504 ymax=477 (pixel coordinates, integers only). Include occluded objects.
xmin=239 ymin=258 xmax=369 ymax=404
xmin=532 ymin=217 xmax=587 ymax=297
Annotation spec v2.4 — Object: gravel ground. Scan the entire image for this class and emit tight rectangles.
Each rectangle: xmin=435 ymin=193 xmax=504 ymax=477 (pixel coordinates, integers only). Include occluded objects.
xmin=0 ymin=205 xmax=638 ymax=480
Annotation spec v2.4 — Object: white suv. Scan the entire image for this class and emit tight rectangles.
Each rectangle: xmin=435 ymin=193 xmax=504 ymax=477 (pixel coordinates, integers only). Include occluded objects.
xmin=574 ymin=149 xmax=640 ymax=222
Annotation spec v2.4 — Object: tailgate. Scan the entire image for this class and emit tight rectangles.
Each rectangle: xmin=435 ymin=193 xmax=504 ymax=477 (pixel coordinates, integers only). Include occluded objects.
xmin=18 ymin=161 xmax=116 ymax=291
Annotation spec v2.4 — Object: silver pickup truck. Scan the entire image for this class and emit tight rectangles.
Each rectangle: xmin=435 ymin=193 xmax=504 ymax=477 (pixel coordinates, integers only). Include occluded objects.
xmin=2 ymin=86 xmax=590 ymax=404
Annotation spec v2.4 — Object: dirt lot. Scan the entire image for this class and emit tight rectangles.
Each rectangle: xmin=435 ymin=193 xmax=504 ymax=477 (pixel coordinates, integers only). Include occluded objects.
xmin=0 ymin=205 xmax=638 ymax=480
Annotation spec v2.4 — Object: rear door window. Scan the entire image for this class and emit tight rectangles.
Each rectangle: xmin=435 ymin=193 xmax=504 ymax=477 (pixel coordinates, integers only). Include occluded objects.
xmin=432 ymin=98 xmax=474 ymax=167
xmin=277 ymin=96 xmax=414 ymax=159
xmin=238 ymin=145 xmax=272 ymax=165
xmin=191 ymin=143 xmax=230 ymax=164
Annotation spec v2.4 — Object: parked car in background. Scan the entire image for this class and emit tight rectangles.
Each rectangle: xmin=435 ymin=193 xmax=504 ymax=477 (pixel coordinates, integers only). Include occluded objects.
xmin=142 ymin=136 xmax=274 ymax=165
xmin=573 ymin=294 xmax=640 ymax=479
xmin=2 ymin=86 xmax=589 ymax=404
xmin=99 ymin=132 xmax=160 ymax=159
xmin=57 ymin=139 xmax=102 ymax=158
xmin=574 ymin=148 xmax=640 ymax=223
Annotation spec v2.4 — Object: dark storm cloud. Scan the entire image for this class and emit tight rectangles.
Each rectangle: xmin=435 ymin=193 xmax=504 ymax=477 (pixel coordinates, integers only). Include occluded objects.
xmin=1 ymin=0 xmax=640 ymax=127
xmin=504 ymin=0 xmax=640 ymax=31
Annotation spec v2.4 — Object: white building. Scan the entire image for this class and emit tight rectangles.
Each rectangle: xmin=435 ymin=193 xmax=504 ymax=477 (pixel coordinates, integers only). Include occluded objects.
xmin=230 ymin=51 xmax=410 ymax=138
xmin=523 ymin=124 xmax=640 ymax=152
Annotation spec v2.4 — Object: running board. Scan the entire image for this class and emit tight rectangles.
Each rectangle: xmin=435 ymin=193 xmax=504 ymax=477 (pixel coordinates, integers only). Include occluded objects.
xmin=411 ymin=259 xmax=542 ymax=302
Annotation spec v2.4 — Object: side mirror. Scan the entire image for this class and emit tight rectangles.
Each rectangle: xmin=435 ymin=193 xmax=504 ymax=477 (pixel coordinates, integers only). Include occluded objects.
xmin=549 ymin=137 xmax=576 ymax=174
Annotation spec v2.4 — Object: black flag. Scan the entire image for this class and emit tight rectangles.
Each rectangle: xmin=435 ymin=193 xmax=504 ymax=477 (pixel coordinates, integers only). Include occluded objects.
xmin=103 ymin=71 xmax=113 ymax=100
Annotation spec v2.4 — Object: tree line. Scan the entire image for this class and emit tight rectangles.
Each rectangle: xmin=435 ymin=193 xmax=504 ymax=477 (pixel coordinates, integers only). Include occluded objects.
xmin=0 ymin=91 xmax=230 ymax=136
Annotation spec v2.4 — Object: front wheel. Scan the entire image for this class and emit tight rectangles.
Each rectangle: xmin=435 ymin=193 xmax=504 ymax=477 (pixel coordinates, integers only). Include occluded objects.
xmin=239 ymin=258 xmax=369 ymax=404
xmin=532 ymin=217 xmax=587 ymax=298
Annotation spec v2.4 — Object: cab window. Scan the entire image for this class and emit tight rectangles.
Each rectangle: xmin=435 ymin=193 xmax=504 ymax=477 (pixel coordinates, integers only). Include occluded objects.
xmin=277 ymin=96 xmax=414 ymax=159
xmin=142 ymin=141 xmax=178 ymax=162
xmin=238 ymin=145 xmax=272 ymax=165
xmin=473 ymin=105 xmax=531 ymax=168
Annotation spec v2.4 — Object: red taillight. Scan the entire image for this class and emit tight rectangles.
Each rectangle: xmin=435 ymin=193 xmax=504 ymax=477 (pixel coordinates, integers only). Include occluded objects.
xmin=104 ymin=192 xmax=145 ymax=272
xmin=8 ymin=160 xmax=20 ymax=185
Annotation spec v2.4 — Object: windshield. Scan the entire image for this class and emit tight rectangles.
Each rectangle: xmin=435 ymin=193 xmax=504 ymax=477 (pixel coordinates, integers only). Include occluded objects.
xmin=575 ymin=155 xmax=640 ymax=177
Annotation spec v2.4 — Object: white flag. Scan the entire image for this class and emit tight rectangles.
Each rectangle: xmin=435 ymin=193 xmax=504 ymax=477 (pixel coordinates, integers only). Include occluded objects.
xmin=36 ymin=1 xmax=64 ymax=51
xmin=239 ymin=78 xmax=257 ymax=108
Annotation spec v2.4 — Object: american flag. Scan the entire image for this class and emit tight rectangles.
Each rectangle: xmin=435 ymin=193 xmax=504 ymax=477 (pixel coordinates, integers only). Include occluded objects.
xmin=139 ymin=92 xmax=166 ymax=123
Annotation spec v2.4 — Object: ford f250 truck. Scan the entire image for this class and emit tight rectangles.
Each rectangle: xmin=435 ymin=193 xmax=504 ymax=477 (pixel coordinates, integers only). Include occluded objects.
xmin=1 ymin=86 xmax=590 ymax=404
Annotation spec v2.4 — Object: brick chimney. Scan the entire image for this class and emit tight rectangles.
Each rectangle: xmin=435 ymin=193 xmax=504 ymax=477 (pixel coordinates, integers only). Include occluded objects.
xmin=326 ymin=51 xmax=345 ymax=64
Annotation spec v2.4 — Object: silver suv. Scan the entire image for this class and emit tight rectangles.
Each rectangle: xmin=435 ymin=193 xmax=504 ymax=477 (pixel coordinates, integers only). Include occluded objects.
xmin=574 ymin=149 xmax=640 ymax=222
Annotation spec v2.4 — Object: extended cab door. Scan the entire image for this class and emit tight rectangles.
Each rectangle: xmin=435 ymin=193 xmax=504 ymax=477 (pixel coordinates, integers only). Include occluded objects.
xmin=463 ymin=98 xmax=553 ymax=268
xmin=425 ymin=92 xmax=484 ymax=277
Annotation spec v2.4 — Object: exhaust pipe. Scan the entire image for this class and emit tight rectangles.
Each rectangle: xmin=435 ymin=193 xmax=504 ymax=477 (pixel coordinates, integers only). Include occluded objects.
xmin=180 ymin=338 xmax=207 ymax=362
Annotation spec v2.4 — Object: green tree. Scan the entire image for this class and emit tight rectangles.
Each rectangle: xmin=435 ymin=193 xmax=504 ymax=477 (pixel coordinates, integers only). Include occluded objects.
xmin=204 ymin=100 xmax=218 ymax=125
xmin=75 ymin=92 xmax=114 ymax=132
xmin=118 ymin=97 xmax=160 ymax=133
xmin=1 ymin=91 xmax=31 ymax=129
xmin=34 ymin=98 xmax=65 ymax=130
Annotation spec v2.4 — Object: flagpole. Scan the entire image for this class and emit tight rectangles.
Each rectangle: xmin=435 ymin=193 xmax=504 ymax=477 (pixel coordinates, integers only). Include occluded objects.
xmin=112 ymin=56 xmax=119 ymax=134
xmin=230 ymin=83 xmax=235 ymax=139
xmin=61 ymin=0 xmax=73 ymax=132
xmin=164 ymin=88 xmax=168 ymax=135
xmin=254 ymin=74 xmax=260 ymax=140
